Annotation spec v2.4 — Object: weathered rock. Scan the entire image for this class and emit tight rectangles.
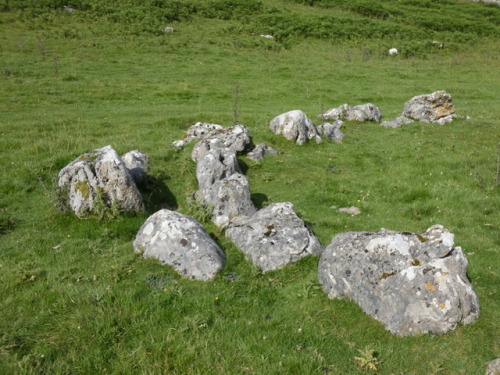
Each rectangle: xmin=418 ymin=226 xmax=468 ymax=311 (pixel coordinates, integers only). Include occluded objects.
xmin=226 ymin=202 xmax=323 ymax=272
xmin=260 ymin=34 xmax=274 ymax=40
xmin=58 ymin=145 xmax=144 ymax=217
xmin=269 ymin=110 xmax=322 ymax=145
xmin=191 ymin=124 xmax=251 ymax=162
xmin=122 ymin=150 xmax=148 ymax=183
xmin=338 ymin=206 xmax=361 ymax=215
xmin=134 ymin=210 xmax=225 ymax=281
xmin=485 ymin=358 xmax=500 ymax=375
xmin=318 ymin=225 xmax=479 ymax=336
xmin=388 ymin=48 xmax=398 ymax=56
xmin=196 ymin=149 xmax=241 ymax=192
xmin=197 ymin=173 xmax=256 ymax=227
xmin=163 ymin=26 xmax=174 ymax=33
xmin=246 ymin=144 xmax=278 ymax=162
xmin=402 ymin=90 xmax=455 ymax=123
xmin=319 ymin=103 xmax=382 ymax=123
xmin=172 ymin=122 xmax=224 ymax=149
xmin=380 ymin=116 xmax=414 ymax=128
xmin=317 ymin=121 xmax=345 ymax=142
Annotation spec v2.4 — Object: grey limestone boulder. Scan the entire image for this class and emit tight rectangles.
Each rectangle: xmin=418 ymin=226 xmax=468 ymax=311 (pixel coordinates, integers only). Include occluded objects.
xmin=319 ymin=103 xmax=382 ymax=123
xmin=317 ymin=121 xmax=345 ymax=142
xmin=191 ymin=124 xmax=251 ymax=162
xmin=122 ymin=150 xmax=149 ymax=183
xmin=196 ymin=149 xmax=241 ymax=192
xmin=402 ymin=90 xmax=455 ymax=123
xmin=226 ymin=202 xmax=323 ymax=272
xmin=58 ymin=145 xmax=144 ymax=217
xmin=246 ymin=144 xmax=278 ymax=162
xmin=197 ymin=173 xmax=256 ymax=228
xmin=134 ymin=209 xmax=225 ymax=281
xmin=318 ymin=225 xmax=479 ymax=336
xmin=269 ymin=110 xmax=322 ymax=145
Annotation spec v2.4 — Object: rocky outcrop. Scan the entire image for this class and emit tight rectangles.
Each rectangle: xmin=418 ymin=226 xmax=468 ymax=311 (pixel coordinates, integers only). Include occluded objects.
xmin=318 ymin=103 xmax=382 ymax=123
xmin=196 ymin=149 xmax=242 ymax=192
xmin=226 ymin=202 xmax=323 ymax=272
xmin=134 ymin=209 xmax=225 ymax=281
xmin=317 ymin=121 xmax=345 ymax=142
xmin=122 ymin=150 xmax=149 ymax=183
xmin=318 ymin=225 xmax=479 ymax=336
xmin=402 ymin=90 xmax=455 ymax=123
xmin=58 ymin=145 xmax=144 ymax=217
xmin=269 ymin=110 xmax=322 ymax=145
xmin=191 ymin=124 xmax=251 ymax=162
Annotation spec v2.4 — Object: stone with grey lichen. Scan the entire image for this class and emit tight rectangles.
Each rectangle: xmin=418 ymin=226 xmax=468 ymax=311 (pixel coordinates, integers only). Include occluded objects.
xmin=196 ymin=149 xmax=242 ymax=192
xmin=485 ymin=358 xmax=500 ymax=375
xmin=196 ymin=173 xmax=256 ymax=228
xmin=133 ymin=209 xmax=225 ymax=281
xmin=318 ymin=224 xmax=479 ymax=336
xmin=402 ymin=90 xmax=456 ymax=123
xmin=191 ymin=124 xmax=251 ymax=162
xmin=225 ymin=202 xmax=323 ymax=272
xmin=318 ymin=103 xmax=382 ymax=123
xmin=269 ymin=110 xmax=322 ymax=145
xmin=122 ymin=150 xmax=149 ymax=183
xmin=317 ymin=121 xmax=345 ymax=142
xmin=58 ymin=145 xmax=144 ymax=217
xmin=246 ymin=144 xmax=278 ymax=161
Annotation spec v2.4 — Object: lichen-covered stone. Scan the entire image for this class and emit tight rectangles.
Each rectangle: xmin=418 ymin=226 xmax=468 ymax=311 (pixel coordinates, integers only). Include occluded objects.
xmin=122 ymin=150 xmax=148 ymax=183
xmin=226 ymin=202 xmax=323 ymax=272
xmin=58 ymin=145 xmax=144 ymax=217
xmin=134 ymin=210 xmax=225 ymax=281
xmin=318 ymin=103 xmax=382 ymax=122
xmin=196 ymin=149 xmax=241 ymax=192
xmin=402 ymin=90 xmax=455 ymax=122
xmin=191 ymin=124 xmax=251 ymax=162
xmin=317 ymin=121 xmax=345 ymax=142
xmin=269 ymin=110 xmax=322 ymax=145
xmin=196 ymin=173 xmax=256 ymax=228
xmin=318 ymin=225 xmax=479 ymax=336
xmin=246 ymin=144 xmax=278 ymax=162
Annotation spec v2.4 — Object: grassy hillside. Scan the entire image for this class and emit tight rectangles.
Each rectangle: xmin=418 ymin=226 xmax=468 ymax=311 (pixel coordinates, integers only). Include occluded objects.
xmin=1 ymin=0 xmax=499 ymax=374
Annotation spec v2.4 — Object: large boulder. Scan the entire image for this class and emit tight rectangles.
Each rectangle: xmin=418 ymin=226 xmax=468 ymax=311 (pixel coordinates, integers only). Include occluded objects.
xmin=402 ymin=90 xmax=455 ymax=122
xmin=318 ymin=225 xmax=479 ymax=336
xmin=122 ymin=150 xmax=149 ymax=184
xmin=318 ymin=103 xmax=382 ymax=123
xmin=196 ymin=149 xmax=242 ymax=192
xmin=226 ymin=202 xmax=323 ymax=272
xmin=197 ymin=173 xmax=256 ymax=228
xmin=191 ymin=124 xmax=251 ymax=162
xmin=58 ymin=145 xmax=144 ymax=217
xmin=134 ymin=210 xmax=225 ymax=281
xmin=269 ymin=110 xmax=322 ymax=145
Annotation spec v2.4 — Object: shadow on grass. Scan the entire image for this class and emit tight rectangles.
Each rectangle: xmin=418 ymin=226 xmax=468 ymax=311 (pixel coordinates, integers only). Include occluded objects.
xmin=138 ymin=173 xmax=178 ymax=214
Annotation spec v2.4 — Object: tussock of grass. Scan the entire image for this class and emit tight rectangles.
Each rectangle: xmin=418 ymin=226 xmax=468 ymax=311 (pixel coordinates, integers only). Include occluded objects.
xmin=1 ymin=1 xmax=499 ymax=374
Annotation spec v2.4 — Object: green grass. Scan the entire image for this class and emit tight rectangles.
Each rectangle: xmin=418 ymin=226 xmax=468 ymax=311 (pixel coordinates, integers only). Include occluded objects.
xmin=1 ymin=1 xmax=499 ymax=373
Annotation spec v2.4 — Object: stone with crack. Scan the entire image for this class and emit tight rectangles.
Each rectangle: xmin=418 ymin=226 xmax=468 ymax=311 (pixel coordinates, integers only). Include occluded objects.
xmin=225 ymin=202 xmax=323 ymax=272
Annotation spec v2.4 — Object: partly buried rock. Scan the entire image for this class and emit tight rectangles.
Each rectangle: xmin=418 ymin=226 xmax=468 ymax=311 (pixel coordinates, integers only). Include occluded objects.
xmin=172 ymin=122 xmax=223 ymax=149
xmin=196 ymin=149 xmax=241 ymax=191
xmin=246 ymin=143 xmax=278 ymax=162
xmin=122 ymin=150 xmax=148 ymax=183
xmin=58 ymin=145 xmax=144 ymax=217
xmin=191 ymin=124 xmax=251 ymax=162
xmin=402 ymin=90 xmax=455 ymax=123
xmin=485 ymin=358 xmax=500 ymax=375
xmin=317 ymin=121 xmax=345 ymax=142
xmin=196 ymin=173 xmax=256 ymax=228
xmin=226 ymin=202 xmax=323 ymax=272
xmin=269 ymin=110 xmax=322 ymax=145
xmin=318 ymin=103 xmax=382 ymax=123
xmin=380 ymin=116 xmax=414 ymax=128
xmin=318 ymin=225 xmax=479 ymax=336
xmin=134 ymin=209 xmax=225 ymax=281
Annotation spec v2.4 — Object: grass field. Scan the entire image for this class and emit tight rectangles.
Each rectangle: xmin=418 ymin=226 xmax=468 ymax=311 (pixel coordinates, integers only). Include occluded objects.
xmin=1 ymin=0 xmax=499 ymax=373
